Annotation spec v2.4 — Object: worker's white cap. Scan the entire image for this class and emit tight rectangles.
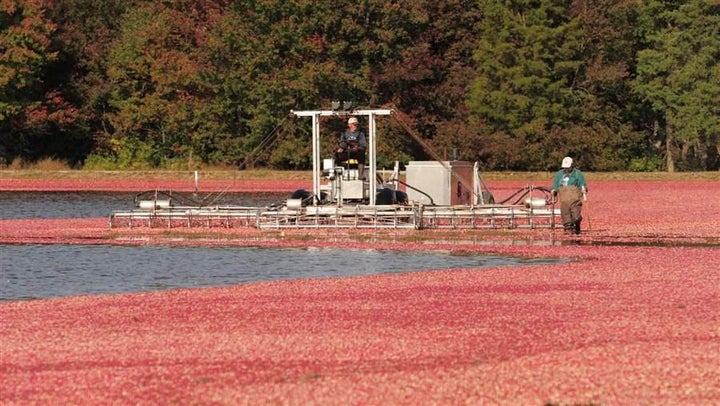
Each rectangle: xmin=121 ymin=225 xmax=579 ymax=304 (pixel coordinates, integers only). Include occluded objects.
xmin=561 ymin=157 xmax=573 ymax=168
xmin=348 ymin=117 xmax=358 ymax=124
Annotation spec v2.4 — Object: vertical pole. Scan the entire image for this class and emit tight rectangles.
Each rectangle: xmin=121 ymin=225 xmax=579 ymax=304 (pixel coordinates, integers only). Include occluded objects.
xmin=312 ymin=113 xmax=321 ymax=205
xmin=369 ymin=113 xmax=377 ymax=205
xmin=472 ymin=162 xmax=479 ymax=206
xmin=393 ymin=161 xmax=400 ymax=190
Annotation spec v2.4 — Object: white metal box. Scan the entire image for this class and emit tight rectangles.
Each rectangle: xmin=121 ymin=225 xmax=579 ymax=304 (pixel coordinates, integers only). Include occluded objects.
xmin=341 ymin=179 xmax=366 ymax=200
xmin=405 ymin=161 xmax=473 ymax=205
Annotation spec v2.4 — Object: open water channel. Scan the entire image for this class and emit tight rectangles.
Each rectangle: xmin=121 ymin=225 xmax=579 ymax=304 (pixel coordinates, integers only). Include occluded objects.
xmin=0 ymin=192 xmax=561 ymax=301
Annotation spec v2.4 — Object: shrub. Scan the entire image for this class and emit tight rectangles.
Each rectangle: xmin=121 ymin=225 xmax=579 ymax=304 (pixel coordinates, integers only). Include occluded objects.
xmin=628 ymin=156 xmax=662 ymax=172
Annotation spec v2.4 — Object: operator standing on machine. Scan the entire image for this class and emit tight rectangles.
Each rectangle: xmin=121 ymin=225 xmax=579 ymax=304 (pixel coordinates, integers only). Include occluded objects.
xmin=336 ymin=117 xmax=367 ymax=180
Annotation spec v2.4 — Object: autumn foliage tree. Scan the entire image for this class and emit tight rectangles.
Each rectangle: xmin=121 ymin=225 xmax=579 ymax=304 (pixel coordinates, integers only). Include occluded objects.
xmin=1 ymin=0 xmax=718 ymax=171
xmin=99 ymin=2 xmax=222 ymax=168
xmin=1 ymin=0 xmax=80 ymax=164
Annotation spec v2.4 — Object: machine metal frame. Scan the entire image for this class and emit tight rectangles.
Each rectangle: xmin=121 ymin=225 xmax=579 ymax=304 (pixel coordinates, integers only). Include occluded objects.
xmin=108 ymin=107 xmax=561 ymax=230
xmin=109 ymin=202 xmax=559 ymax=230
xmin=291 ymin=108 xmax=393 ymax=206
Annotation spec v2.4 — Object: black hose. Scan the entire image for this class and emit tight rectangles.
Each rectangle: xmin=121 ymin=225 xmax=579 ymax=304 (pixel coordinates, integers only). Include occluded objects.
xmin=392 ymin=179 xmax=435 ymax=205
xmin=497 ymin=186 xmax=553 ymax=205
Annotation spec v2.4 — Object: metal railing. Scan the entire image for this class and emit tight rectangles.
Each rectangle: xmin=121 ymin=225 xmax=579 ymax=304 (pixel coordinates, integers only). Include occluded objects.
xmin=109 ymin=202 xmax=560 ymax=230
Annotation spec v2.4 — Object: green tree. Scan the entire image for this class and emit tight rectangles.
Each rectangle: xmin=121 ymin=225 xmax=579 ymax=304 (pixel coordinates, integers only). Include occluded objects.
xmin=103 ymin=2 xmax=217 ymax=168
xmin=5 ymin=0 xmax=677 ymax=171
xmin=204 ymin=0 xmax=406 ymax=168
xmin=467 ymin=0 xmax=642 ymax=170
xmin=633 ymin=0 xmax=720 ymax=171
xmin=203 ymin=0 xmax=487 ymax=168
xmin=45 ymin=0 xmax=140 ymax=165
xmin=202 ymin=1 xmax=322 ymax=168
xmin=369 ymin=0 xmax=485 ymax=163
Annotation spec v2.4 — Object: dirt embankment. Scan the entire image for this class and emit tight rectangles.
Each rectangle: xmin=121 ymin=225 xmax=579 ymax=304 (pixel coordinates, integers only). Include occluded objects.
xmin=0 ymin=170 xmax=311 ymax=192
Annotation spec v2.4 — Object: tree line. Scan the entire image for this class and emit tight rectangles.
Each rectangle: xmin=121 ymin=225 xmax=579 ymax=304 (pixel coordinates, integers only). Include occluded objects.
xmin=1 ymin=0 xmax=719 ymax=171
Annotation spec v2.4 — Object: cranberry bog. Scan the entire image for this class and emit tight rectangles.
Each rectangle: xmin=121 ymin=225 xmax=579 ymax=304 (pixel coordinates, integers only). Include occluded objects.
xmin=1 ymin=172 xmax=719 ymax=404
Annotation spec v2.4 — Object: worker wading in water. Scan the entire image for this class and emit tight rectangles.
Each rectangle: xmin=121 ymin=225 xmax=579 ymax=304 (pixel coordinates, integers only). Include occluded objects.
xmin=551 ymin=156 xmax=588 ymax=234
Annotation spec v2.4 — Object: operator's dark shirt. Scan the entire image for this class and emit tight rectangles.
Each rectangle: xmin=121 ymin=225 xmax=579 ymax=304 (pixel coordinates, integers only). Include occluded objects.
xmin=338 ymin=129 xmax=367 ymax=151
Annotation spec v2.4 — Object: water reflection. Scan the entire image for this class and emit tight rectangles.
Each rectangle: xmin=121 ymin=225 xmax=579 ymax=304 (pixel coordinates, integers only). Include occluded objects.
xmin=0 ymin=244 xmax=561 ymax=301
xmin=0 ymin=191 xmax=287 ymax=219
